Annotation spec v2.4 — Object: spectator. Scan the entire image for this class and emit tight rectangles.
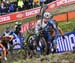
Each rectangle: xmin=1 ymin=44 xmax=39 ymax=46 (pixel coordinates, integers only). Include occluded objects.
xmin=23 ymin=0 xmax=29 ymax=9
xmin=18 ymin=0 xmax=24 ymax=11
xmin=33 ymin=0 xmax=40 ymax=8
xmin=40 ymin=0 xmax=46 ymax=6
xmin=29 ymin=0 xmax=33 ymax=9
xmin=0 ymin=2 xmax=7 ymax=15
xmin=11 ymin=0 xmax=17 ymax=12
xmin=2 ymin=0 xmax=6 ymax=3
xmin=8 ymin=4 xmax=15 ymax=12
xmin=5 ymin=0 xmax=10 ymax=13
xmin=45 ymin=0 xmax=56 ymax=4
xmin=23 ymin=0 xmax=31 ymax=9
xmin=0 ymin=2 xmax=1 ymax=15
xmin=0 ymin=0 xmax=56 ymax=16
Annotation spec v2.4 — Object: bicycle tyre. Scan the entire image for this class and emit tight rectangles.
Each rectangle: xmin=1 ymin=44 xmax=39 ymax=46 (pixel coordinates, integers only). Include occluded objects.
xmin=26 ymin=34 xmax=47 ymax=55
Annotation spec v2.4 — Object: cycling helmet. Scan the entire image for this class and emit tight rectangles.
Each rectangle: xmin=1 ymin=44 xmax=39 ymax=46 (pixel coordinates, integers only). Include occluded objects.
xmin=43 ymin=12 xmax=53 ymax=19
xmin=15 ymin=21 xmax=19 ymax=24
xmin=6 ymin=25 xmax=10 ymax=30
xmin=15 ymin=21 xmax=22 ymax=25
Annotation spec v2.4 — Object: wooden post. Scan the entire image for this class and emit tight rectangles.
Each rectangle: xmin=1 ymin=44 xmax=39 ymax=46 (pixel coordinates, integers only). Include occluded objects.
xmin=66 ymin=12 xmax=69 ymax=22
xmin=66 ymin=12 xmax=71 ymax=24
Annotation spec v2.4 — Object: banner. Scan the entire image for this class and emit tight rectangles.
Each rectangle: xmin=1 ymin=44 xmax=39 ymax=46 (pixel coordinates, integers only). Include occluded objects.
xmin=56 ymin=0 xmax=75 ymax=6
xmin=56 ymin=31 xmax=75 ymax=52
xmin=21 ymin=21 xmax=37 ymax=33
xmin=0 ymin=8 xmax=40 ymax=24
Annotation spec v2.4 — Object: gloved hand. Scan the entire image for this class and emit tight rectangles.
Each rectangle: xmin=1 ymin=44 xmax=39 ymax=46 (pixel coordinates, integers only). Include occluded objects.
xmin=62 ymin=35 xmax=65 ymax=39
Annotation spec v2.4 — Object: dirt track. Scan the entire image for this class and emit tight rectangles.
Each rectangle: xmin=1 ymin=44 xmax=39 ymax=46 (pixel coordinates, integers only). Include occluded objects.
xmin=9 ymin=52 xmax=75 ymax=63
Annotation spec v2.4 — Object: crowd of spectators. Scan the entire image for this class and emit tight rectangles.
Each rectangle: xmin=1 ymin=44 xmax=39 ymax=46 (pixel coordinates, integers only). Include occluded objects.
xmin=0 ymin=0 xmax=55 ymax=15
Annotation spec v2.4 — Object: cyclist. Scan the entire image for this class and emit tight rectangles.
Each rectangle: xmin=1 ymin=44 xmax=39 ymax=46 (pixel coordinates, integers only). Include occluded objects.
xmin=35 ymin=14 xmax=47 ymax=34
xmin=14 ymin=21 xmax=22 ymax=36
xmin=35 ymin=3 xmax=48 ymax=34
xmin=43 ymin=12 xmax=64 ymax=53
xmin=1 ymin=25 xmax=14 ymax=55
xmin=14 ymin=21 xmax=24 ymax=45
xmin=0 ymin=41 xmax=7 ymax=61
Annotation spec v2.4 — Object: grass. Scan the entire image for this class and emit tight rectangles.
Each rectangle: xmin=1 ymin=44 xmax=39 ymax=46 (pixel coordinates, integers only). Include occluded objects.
xmin=0 ymin=16 xmax=35 ymax=34
xmin=58 ymin=19 xmax=75 ymax=32
xmin=0 ymin=17 xmax=75 ymax=37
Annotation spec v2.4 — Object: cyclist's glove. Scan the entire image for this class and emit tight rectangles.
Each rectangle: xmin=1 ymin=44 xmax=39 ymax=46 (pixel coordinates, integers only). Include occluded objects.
xmin=62 ymin=35 xmax=65 ymax=39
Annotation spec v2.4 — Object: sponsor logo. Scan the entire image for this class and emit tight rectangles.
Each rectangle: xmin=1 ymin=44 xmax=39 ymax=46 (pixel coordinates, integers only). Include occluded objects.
xmin=0 ymin=16 xmax=10 ymax=23
xmin=56 ymin=0 xmax=75 ymax=6
xmin=57 ymin=33 xmax=75 ymax=52
xmin=16 ymin=13 xmax=24 ymax=18
xmin=26 ymin=8 xmax=40 ymax=16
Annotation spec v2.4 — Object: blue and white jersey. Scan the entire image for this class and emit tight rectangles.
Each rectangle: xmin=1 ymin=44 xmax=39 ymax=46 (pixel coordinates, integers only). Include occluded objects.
xmin=2 ymin=31 xmax=11 ymax=36
xmin=11 ymin=31 xmax=23 ymax=49
xmin=47 ymin=19 xmax=60 ymax=36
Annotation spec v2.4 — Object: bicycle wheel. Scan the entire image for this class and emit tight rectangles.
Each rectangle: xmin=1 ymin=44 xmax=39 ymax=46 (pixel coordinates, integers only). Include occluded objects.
xmin=38 ymin=37 xmax=47 ymax=55
xmin=26 ymin=34 xmax=48 ymax=55
xmin=26 ymin=34 xmax=38 ymax=57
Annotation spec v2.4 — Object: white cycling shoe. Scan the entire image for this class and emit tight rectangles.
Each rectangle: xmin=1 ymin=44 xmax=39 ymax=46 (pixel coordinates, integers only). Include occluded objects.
xmin=4 ymin=57 xmax=7 ymax=61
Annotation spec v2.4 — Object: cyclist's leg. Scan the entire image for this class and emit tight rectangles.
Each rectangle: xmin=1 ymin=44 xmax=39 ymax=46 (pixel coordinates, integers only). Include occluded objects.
xmin=1 ymin=41 xmax=8 ymax=55
xmin=46 ymin=32 xmax=52 ymax=54
xmin=0 ymin=43 xmax=7 ymax=61
xmin=52 ymin=37 xmax=57 ymax=53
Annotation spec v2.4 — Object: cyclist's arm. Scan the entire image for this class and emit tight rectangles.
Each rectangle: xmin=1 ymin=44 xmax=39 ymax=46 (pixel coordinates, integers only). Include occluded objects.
xmin=9 ymin=35 xmax=14 ymax=41
xmin=35 ymin=20 xmax=41 ymax=34
xmin=58 ymin=26 xmax=64 ymax=36
xmin=0 ymin=43 xmax=5 ymax=49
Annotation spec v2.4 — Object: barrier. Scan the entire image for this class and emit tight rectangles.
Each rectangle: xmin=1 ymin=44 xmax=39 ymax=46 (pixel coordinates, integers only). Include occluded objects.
xmin=53 ymin=11 xmax=75 ymax=22
xmin=12 ymin=31 xmax=75 ymax=53
xmin=37 ymin=31 xmax=75 ymax=53
xmin=56 ymin=31 xmax=75 ymax=52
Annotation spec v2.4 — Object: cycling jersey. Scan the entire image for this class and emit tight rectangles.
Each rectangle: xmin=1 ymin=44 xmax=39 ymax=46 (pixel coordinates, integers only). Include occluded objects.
xmin=1 ymin=30 xmax=14 ymax=49
xmin=47 ymin=19 xmax=59 ymax=36
xmin=35 ymin=19 xmax=47 ymax=34
xmin=46 ymin=19 xmax=64 ymax=45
